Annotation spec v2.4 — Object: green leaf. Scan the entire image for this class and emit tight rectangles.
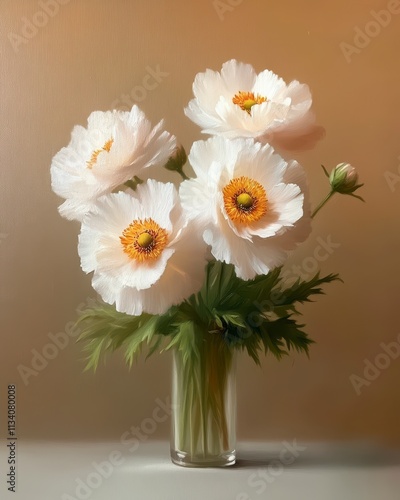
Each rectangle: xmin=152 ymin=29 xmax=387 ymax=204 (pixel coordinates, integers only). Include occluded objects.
xmin=190 ymin=266 xmax=339 ymax=364
xmin=200 ymin=261 xmax=239 ymax=312
xmin=77 ymin=302 xmax=163 ymax=370
xmin=76 ymin=263 xmax=341 ymax=370
xmin=236 ymin=266 xmax=282 ymax=304
xmin=82 ymin=337 xmax=109 ymax=372
xmin=163 ymin=320 xmax=201 ymax=366
xmin=321 ymin=164 xmax=330 ymax=177
xmin=240 ymin=334 xmax=262 ymax=366
xmin=272 ymin=272 xmax=341 ymax=315
xmin=123 ymin=315 xmax=159 ymax=367
xmin=261 ymin=316 xmax=313 ymax=357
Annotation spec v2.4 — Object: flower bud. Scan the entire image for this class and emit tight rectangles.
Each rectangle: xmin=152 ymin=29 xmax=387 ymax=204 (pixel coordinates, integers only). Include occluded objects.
xmin=329 ymin=163 xmax=363 ymax=196
xmin=164 ymin=145 xmax=187 ymax=173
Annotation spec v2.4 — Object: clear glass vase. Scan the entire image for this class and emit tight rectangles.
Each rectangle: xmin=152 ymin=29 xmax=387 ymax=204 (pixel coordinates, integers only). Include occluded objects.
xmin=170 ymin=332 xmax=236 ymax=467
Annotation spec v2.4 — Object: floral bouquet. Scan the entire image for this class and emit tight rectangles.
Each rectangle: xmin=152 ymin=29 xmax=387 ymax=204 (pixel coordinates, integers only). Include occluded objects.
xmin=50 ymin=60 xmax=363 ymax=467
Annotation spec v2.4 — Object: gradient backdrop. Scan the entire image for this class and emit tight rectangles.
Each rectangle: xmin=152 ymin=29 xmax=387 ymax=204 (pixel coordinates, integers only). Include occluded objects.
xmin=0 ymin=0 xmax=399 ymax=445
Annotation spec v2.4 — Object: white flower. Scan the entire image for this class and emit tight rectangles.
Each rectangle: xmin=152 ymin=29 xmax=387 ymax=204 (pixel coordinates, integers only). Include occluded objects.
xmin=185 ymin=59 xmax=323 ymax=151
xmin=179 ymin=136 xmax=311 ymax=280
xmin=51 ymin=105 xmax=176 ymax=221
xmin=78 ymin=180 xmax=206 ymax=316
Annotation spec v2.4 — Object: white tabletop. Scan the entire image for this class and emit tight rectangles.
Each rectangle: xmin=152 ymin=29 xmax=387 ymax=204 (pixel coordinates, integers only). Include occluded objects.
xmin=1 ymin=440 xmax=399 ymax=500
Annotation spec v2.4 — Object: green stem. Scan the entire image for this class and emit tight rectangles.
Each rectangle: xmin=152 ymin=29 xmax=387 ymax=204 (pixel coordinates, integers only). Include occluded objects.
xmin=311 ymin=190 xmax=335 ymax=219
xmin=173 ymin=332 xmax=233 ymax=462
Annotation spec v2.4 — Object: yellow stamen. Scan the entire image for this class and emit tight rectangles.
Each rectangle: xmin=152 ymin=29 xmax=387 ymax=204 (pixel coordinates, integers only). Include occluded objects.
xmin=232 ymin=91 xmax=267 ymax=114
xmin=137 ymin=232 xmax=154 ymax=248
xmin=120 ymin=218 xmax=168 ymax=262
xmin=237 ymin=193 xmax=253 ymax=208
xmin=223 ymin=176 xmax=268 ymax=224
xmin=87 ymin=138 xmax=114 ymax=169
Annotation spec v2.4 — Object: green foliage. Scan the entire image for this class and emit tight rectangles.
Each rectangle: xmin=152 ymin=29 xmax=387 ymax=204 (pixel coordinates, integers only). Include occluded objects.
xmin=77 ymin=304 xmax=155 ymax=370
xmin=76 ymin=262 xmax=341 ymax=370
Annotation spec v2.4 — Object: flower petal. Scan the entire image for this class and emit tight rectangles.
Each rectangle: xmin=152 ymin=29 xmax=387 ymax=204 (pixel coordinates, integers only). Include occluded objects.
xmin=78 ymin=180 xmax=207 ymax=315
xmin=182 ymin=136 xmax=311 ymax=279
xmin=50 ymin=106 xmax=176 ymax=222
xmin=184 ymin=60 xmax=322 ymax=151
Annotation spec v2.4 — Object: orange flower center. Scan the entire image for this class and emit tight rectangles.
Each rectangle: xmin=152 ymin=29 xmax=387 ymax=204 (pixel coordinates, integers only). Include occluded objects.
xmin=120 ymin=218 xmax=168 ymax=262
xmin=232 ymin=91 xmax=267 ymax=114
xmin=87 ymin=138 xmax=114 ymax=169
xmin=223 ymin=176 xmax=268 ymax=224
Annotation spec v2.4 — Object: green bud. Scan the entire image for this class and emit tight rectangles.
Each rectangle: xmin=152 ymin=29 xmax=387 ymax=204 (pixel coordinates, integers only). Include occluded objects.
xmin=164 ymin=145 xmax=187 ymax=173
xmin=124 ymin=176 xmax=143 ymax=191
xmin=329 ymin=163 xmax=364 ymax=198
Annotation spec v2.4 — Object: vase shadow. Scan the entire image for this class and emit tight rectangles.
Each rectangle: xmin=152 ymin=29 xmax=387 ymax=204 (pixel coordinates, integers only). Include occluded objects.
xmin=233 ymin=442 xmax=400 ymax=470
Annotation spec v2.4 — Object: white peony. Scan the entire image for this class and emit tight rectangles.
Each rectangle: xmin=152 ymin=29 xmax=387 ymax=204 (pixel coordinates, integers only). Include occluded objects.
xmin=78 ymin=180 xmax=207 ymax=316
xmin=185 ymin=59 xmax=323 ymax=151
xmin=51 ymin=105 xmax=176 ymax=221
xmin=179 ymin=136 xmax=311 ymax=280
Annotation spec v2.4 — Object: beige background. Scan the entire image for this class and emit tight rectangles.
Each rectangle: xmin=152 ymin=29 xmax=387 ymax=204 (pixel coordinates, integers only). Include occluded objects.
xmin=0 ymin=0 xmax=399 ymax=445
